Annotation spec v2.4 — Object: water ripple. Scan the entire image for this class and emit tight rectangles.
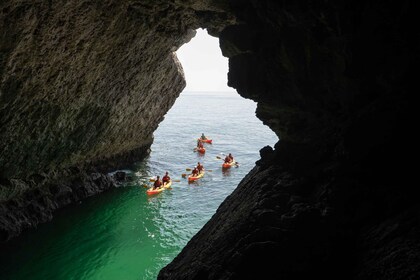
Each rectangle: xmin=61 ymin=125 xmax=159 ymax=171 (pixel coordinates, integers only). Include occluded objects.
xmin=0 ymin=92 xmax=278 ymax=280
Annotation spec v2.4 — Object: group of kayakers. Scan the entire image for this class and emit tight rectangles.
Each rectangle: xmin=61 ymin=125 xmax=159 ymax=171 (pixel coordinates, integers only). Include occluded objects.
xmin=150 ymin=133 xmax=235 ymax=191
xmin=152 ymin=171 xmax=171 ymax=190
xmin=191 ymin=133 xmax=211 ymax=177
xmin=196 ymin=133 xmax=208 ymax=149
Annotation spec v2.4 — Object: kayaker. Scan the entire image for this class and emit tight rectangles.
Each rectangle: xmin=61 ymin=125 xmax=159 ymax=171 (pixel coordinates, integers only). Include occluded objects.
xmin=153 ymin=176 xmax=162 ymax=190
xmin=162 ymin=172 xmax=170 ymax=185
xmin=228 ymin=153 xmax=234 ymax=162
xmin=197 ymin=140 xmax=204 ymax=149
xmin=197 ymin=162 xmax=204 ymax=173
xmin=191 ymin=167 xmax=199 ymax=177
xmin=224 ymin=155 xmax=232 ymax=163
xmin=200 ymin=133 xmax=207 ymax=140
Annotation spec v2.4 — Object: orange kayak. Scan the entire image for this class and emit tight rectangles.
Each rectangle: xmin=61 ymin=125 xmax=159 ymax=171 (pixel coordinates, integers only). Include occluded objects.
xmin=198 ymin=138 xmax=212 ymax=144
xmin=188 ymin=171 xmax=205 ymax=182
xmin=222 ymin=160 xmax=236 ymax=168
xmin=197 ymin=147 xmax=206 ymax=153
xmin=146 ymin=180 xmax=172 ymax=195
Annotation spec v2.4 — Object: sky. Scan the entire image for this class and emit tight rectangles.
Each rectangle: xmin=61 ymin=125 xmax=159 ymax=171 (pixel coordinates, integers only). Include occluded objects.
xmin=176 ymin=28 xmax=235 ymax=92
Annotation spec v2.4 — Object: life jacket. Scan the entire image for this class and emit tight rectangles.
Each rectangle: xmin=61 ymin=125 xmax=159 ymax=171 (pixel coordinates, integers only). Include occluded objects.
xmin=154 ymin=180 xmax=162 ymax=188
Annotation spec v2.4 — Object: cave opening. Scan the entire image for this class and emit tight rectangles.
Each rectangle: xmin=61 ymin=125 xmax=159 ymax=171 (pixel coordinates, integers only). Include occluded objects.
xmin=0 ymin=28 xmax=279 ymax=280
xmin=175 ymin=28 xmax=233 ymax=94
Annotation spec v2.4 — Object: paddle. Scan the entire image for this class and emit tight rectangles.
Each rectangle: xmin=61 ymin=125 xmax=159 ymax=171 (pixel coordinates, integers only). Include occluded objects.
xmin=186 ymin=167 xmax=210 ymax=172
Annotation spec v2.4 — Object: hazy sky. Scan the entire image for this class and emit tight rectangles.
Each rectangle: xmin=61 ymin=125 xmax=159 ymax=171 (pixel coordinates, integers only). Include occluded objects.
xmin=176 ymin=29 xmax=235 ymax=92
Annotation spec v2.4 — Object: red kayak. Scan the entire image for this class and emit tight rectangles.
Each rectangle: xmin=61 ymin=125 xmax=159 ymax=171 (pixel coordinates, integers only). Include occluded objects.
xmin=197 ymin=147 xmax=206 ymax=153
xmin=222 ymin=160 xmax=236 ymax=168
xmin=198 ymin=138 xmax=212 ymax=144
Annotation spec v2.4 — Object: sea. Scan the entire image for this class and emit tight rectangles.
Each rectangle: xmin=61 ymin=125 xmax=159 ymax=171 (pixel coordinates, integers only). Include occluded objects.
xmin=0 ymin=91 xmax=278 ymax=280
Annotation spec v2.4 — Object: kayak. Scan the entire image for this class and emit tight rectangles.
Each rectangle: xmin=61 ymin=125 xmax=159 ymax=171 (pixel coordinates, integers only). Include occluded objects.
xmin=188 ymin=171 xmax=205 ymax=182
xmin=198 ymin=138 xmax=212 ymax=144
xmin=197 ymin=147 xmax=206 ymax=154
xmin=222 ymin=160 xmax=236 ymax=168
xmin=146 ymin=180 xmax=172 ymax=195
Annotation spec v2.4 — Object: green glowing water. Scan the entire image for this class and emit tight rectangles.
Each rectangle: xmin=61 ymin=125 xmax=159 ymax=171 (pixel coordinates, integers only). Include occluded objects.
xmin=0 ymin=91 xmax=278 ymax=279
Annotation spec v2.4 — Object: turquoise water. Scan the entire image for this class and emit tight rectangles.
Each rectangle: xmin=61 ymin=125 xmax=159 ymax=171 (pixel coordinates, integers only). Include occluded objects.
xmin=0 ymin=91 xmax=278 ymax=280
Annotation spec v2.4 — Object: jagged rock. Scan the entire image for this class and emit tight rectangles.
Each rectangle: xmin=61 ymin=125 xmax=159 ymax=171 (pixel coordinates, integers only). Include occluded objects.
xmin=0 ymin=0 xmax=419 ymax=279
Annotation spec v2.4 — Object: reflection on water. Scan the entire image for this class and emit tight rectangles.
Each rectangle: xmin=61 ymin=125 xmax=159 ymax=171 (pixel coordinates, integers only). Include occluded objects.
xmin=222 ymin=168 xmax=232 ymax=177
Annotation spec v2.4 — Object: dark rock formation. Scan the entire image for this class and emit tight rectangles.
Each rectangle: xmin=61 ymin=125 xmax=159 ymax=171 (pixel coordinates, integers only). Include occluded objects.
xmin=159 ymin=0 xmax=418 ymax=279
xmin=0 ymin=167 xmax=115 ymax=241
xmin=1 ymin=0 xmax=418 ymax=278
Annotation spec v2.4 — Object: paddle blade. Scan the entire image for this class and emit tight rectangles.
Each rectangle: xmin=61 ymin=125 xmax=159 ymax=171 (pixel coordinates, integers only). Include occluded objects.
xmin=143 ymin=184 xmax=149 ymax=188
xmin=149 ymin=178 xmax=156 ymax=182
xmin=216 ymin=156 xmax=223 ymax=159
xmin=181 ymin=174 xmax=187 ymax=178
xmin=173 ymin=180 xmax=181 ymax=182
xmin=207 ymin=170 xmax=212 ymax=172
xmin=186 ymin=168 xmax=192 ymax=171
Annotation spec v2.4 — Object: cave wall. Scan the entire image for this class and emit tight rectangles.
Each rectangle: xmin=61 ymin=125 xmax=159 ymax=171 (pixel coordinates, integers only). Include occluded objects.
xmin=159 ymin=0 xmax=418 ymax=279
xmin=0 ymin=1 xmax=188 ymax=179
xmin=0 ymin=0 xmax=418 ymax=278
xmin=0 ymin=0 xmax=234 ymax=240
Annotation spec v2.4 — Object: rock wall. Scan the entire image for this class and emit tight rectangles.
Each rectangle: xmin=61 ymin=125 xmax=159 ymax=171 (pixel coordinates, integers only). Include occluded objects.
xmin=1 ymin=0 xmax=418 ymax=278
xmin=159 ymin=1 xmax=418 ymax=279
xmin=0 ymin=0 xmax=234 ymax=241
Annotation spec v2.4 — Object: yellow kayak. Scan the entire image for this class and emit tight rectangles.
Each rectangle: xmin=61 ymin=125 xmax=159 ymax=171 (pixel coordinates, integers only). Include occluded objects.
xmin=146 ymin=180 xmax=172 ymax=195
xmin=188 ymin=171 xmax=205 ymax=182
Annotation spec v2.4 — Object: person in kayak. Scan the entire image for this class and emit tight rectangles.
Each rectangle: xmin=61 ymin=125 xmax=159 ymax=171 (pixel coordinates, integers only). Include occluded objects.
xmin=153 ymin=176 xmax=162 ymax=190
xmin=197 ymin=162 xmax=204 ymax=173
xmin=224 ymin=155 xmax=230 ymax=163
xmin=228 ymin=153 xmax=234 ymax=162
xmin=224 ymin=154 xmax=233 ymax=163
xmin=197 ymin=140 xmax=204 ymax=149
xmin=162 ymin=172 xmax=171 ymax=186
xmin=191 ymin=166 xmax=199 ymax=177
xmin=200 ymin=133 xmax=207 ymax=140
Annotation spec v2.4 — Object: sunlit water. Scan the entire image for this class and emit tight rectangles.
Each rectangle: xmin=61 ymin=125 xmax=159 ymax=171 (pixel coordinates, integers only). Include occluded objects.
xmin=0 ymin=91 xmax=278 ymax=280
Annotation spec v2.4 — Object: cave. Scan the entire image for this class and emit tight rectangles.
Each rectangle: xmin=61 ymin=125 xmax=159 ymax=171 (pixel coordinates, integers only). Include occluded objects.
xmin=1 ymin=1 xmax=418 ymax=279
